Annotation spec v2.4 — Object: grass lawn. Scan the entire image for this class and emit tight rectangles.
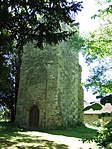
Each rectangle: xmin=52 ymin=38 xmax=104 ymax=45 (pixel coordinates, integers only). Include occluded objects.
xmin=0 ymin=122 xmax=99 ymax=149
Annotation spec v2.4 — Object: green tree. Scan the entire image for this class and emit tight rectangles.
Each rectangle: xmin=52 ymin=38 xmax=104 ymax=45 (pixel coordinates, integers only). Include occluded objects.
xmin=81 ymin=2 xmax=112 ymax=147
xmin=0 ymin=39 xmax=15 ymax=121
xmin=0 ymin=0 xmax=83 ymax=121
xmin=82 ymin=1 xmax=112 ymax=97
xmin=0 ymin=0 xmax=83 ymax=48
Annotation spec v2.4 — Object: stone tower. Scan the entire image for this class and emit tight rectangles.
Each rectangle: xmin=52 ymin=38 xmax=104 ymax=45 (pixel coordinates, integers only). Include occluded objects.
xmin=16 ymin=41 xmax=84 ymax=129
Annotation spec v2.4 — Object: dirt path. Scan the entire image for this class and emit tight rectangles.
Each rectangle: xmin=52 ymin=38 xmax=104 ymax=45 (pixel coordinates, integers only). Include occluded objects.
xmin=20 ymin=131 xmax=99 ymax=149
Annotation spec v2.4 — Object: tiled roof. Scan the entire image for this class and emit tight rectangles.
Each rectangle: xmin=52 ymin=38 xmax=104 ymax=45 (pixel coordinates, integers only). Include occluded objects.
xmin=84 ymin=102 xmax=112 ymax=114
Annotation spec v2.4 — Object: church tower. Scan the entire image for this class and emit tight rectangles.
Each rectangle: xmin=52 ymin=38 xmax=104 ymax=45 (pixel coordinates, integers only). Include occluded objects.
xmin=16 ymin=41 xmax=84 ymax=129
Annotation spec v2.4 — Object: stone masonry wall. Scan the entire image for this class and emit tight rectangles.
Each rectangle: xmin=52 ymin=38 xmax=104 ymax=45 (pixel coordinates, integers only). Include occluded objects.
xmin=16 ymin=41 xmax=84 ymax=129
xmin=57 ymin=42 xmax=83 ymax=127
xmin=16 ymin=43 xmax=63 ymax=129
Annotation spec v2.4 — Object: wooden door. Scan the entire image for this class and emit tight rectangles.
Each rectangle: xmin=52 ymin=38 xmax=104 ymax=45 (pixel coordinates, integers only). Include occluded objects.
xmin=29 ymin=105 xmax=39 ymax=129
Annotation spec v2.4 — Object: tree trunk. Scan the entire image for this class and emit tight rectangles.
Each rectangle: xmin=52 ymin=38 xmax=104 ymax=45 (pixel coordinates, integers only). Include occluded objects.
xmin=12 ymin=44 xmax=23 ymax=121
xmin=10 ymin=98 xmax=15 ymax=122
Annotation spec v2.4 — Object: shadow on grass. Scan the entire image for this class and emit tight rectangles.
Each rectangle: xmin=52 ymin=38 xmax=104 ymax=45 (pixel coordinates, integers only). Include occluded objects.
xmin=42 ymin=126 xmax=97 ymax=140
xmin=0 ymin=122 xmax=68 ymax=149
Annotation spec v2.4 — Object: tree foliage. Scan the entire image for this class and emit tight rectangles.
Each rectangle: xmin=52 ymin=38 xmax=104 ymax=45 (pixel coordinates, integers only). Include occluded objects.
xmin=0 ymin=42 xmax=15 ymax=121
xmin=81 ymin=2 xmax=112 ymax=147
xmin=82 ymin=0 xmax=112 ymax=97
xmin=0 ymin=0 xmax=83 ymax=49
xmin=83 ymin=103 xmax=102 ymax=111
xmin=89 ymin=120 xmax=112 ymax=148
xmin=0 ymin=0 xmax=83 ymax=121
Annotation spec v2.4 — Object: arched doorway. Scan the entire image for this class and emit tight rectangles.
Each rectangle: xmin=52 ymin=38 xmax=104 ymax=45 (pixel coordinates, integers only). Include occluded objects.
xmin=29 ymin=105 xmax=39 ymax=129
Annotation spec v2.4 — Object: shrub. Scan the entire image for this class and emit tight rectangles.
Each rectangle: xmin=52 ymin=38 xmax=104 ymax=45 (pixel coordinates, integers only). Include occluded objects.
xmin=94 ymin=120 xmax=112 ymax=148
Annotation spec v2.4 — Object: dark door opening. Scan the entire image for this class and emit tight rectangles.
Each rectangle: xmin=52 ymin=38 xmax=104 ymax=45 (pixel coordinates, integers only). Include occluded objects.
xmin=29 ymin=105 xmax=39 ymax=129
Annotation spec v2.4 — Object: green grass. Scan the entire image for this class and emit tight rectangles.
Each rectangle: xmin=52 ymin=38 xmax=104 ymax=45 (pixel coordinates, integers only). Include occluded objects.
xmin=0 ymin=122 xmax=98 ymax=149
xmin=44 ymin=126 xmax=97 ymax=139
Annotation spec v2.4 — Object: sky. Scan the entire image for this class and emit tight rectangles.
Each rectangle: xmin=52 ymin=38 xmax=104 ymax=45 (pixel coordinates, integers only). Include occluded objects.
xmin=76 ymin=0 xmax=111 ymax=102
xmin=75 ymin=0 xmax=100 ymax=102
xmin=76 ymin=0 xmax=100 ymax=33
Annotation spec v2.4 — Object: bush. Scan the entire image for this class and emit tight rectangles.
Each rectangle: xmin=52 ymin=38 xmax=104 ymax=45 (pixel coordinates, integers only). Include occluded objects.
xmin=94 ymin=120 xmax=112 ymax=148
